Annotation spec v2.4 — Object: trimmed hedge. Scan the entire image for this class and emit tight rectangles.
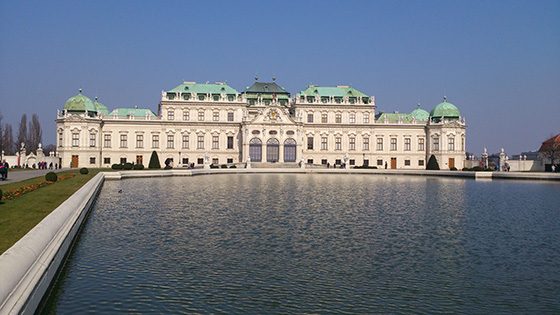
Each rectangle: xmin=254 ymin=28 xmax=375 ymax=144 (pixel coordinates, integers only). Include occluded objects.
xmin=450 ymin=167 xmax=458 ymax=171
xmin=123 ymin=162 xmax=133 ymax=170
xmin=112 ymin=164 xmax=124 ymax=170
xmin=133 ymin=164 xmax=144 ymax=170
xmin=149 ymin=151 xmax=161 ymax=169
xmin=164 ymin=165 xmax=173 ymax=170
xmin=426 ymin=154 xmax=440 ymax=170
xmin=45 ymin=172 xmax=58 ymax=182
xmin=221 ymin=164 xmax=228 ymax=168
xmin=229 ymin=165 xmax=237 ymax=168
xmin=79 ymin=167 xmax=89 ymax=175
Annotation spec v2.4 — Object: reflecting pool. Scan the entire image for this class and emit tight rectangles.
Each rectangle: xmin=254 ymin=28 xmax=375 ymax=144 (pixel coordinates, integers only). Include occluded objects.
xmin=41 ymin=174 xmax=560 ymax=313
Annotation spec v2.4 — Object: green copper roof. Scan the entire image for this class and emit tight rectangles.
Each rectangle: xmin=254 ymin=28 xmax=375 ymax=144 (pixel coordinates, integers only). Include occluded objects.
xmin=377 ymin=113 xmax=415 ymax=122
xmin=94 ymin=97 xmax=110 ymax=115
xmin=63 ymin=89 xmax=97 ymax=112
xmin=109 ymin=108 xmax=156 ymax=117
xmin=298 ymin=85 xmax=368 ymax=98
xmin=244 ymin=82 xmax=290 ymax=95
xmin=429 ymin=97 xmax=460 ymax=117
xmin=168 ymin=82 xmax=240 ymax=94
xmin=410 ymin=104 xmax=429 ymax=121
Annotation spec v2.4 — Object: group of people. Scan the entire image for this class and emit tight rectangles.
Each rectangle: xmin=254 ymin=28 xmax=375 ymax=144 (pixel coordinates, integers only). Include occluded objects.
xmin=0 ymin=160 xmax=9 ymax=180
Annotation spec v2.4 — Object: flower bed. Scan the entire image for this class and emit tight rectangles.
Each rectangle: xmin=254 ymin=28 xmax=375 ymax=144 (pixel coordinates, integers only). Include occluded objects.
xmin=1 ymin=174 xmax=76 ymax=201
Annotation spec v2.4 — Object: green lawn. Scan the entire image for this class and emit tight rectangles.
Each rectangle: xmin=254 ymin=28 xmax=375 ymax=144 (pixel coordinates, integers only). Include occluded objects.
xmin=0 ymin=169 xmax=103 ymax=254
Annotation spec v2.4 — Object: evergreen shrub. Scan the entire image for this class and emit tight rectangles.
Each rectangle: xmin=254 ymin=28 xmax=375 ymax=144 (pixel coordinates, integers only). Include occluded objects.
xmin=462 ymin=167 xmax=471 ymax=171
xmin=123 ymin=162 xmax=133 ymax=170
xmin=45 ymin=172 xmax=58 ymax=182
xmin=426 ymin=154 xmax=440 ymax=170
xmin=79 ymin=167 xmax=89 ymax=174
xmin=229 ymin=165 xmax=237 ymax=168
xmin=221 ymin=165 xmax=228 ymax=168
xmin=148 ymin=151 xmax=161 ymax=169
xmin=112 ymin=164 xmax=124 ymax=170
xmin=210 ymin=164 xmax=219 ymax=168
xmin=472 ymin=166 xmax=484 ymax=171
xmin=164 ymin=165 xmax=173 ymax=170
xmin=450 ymin=167 xmax=458 ymax=171
xmin=133 ymin=164 xmax=144 ymax=170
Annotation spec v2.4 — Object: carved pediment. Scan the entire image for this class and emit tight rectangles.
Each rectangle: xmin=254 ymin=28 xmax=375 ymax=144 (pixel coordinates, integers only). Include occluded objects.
xmin=248 ymin=105 xmax=296 ymax=126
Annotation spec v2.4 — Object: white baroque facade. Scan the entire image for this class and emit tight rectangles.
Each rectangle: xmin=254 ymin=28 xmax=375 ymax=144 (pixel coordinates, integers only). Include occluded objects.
xmin=56 ymin=79 xmax=467 ymax=169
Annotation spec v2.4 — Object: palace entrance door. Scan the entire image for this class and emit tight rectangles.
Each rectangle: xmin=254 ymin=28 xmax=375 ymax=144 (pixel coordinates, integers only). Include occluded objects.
xmin=71 ymin=155 xmax=79 ymax=168
xmin=249 ymin=138 xmax=262 ymax=162
xmin=267 ymin=138 xmax=279 ymax=162
xmin=391 ymin=157 xmax=397 ymax=169
xmin=449 ymin=158 xmax=455 ymax=169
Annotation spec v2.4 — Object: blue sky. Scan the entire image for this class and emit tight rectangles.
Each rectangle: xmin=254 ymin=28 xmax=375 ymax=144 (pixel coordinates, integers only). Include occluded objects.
xmin=1 ymin=0 xmax=558 ymax=156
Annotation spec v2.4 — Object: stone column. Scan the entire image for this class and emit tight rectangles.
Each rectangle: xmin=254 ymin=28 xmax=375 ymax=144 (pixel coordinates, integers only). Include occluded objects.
xmin=499 ymin=148 xmax=506 ymax=171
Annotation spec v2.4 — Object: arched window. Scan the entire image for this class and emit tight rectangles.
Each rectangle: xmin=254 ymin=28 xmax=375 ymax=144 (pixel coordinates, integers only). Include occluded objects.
xmin=249 ymin=138 xmax=262 ymax=162
xmin=284 ymin=138 xmax=297 ymax=162
xmin=267 ymin=138 xmax=280 ymax=162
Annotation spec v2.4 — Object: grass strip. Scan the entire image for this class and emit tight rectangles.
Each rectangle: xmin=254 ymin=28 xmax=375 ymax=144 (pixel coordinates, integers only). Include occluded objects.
xmin=0 ymin=169 xmax=103 ymax=254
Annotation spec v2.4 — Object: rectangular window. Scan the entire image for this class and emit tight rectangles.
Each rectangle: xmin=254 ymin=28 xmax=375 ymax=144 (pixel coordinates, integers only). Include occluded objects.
xmin=433 ymin=138 xmax=439 ymax=151
xmin=103 ymin=157 xmax=110 ymax=164
xmin=419 ymin=160 xmax=425 ymax=166
xmin=418 ymin=138 xmax=425 ymax=151
xmin=120 ymin=157 xmax=127 ymax=164
xmin=182 ymin=135 xmax=189 ymax=149
xmin=152 ymin=135 xmax=159 ymax=148
xmin=183 ymin=158 xmax=189 ymax=165
xmin=168 ymin=111 xmax=174 ymax=120
xmin=321 ymin=113 xmax=328 ymax=123
xmin=363 ymin=138 xmax=369 ymax=151
xmin=198 ymin=111 xmax=204 ymax=121
xmin=307 ymin=159 xmax=313 ymax=164
xmin=197 ymin=135 xmax=204 ymax=149
xmin=321 ymin=137 xmax=328 ymax=150
xmin=167 ymin=135 xmax=174 ymax=149
xmin=228 ymin=112 xmax=234 ymax=121
xmin=120 ymin=135 xmax=127 ymax=148
xmin=72 ymin=133 xmax=79 ymax=147
xmin=390 ymin=138 xmax=397 ymax=151
xmin=364 ymin=113 xmax=370 ymax=123
xmin=405 ymin=159 xmax=411 ymax=166
xmin=197 ymin=158 xmax=204 ymax=164
xmin=377 ymin=159 xmax=383 ymax=166
xmin=307 ymin=113 xmax=314 ymax=123
xmin=448 ymin=138 xmax=455 ymax=151
xmin=377 ymin=138 xmax=383 ymax=151
xmin=335 ymin=114 xmax=342 ymax=123
xmin=307 ymin=136 xmax=314 ymax=150
xmin=349 ymin=113 xmax=355 ymax=123
xmin=90 ymin=157 xmax=95 ymax=164
xmin=335 ymin=137 xmax=342 ymax=150
xmin=212 ymin=136 xmax=219 ymax=149
xmin=136 ymin=135 xmax=143 ymax=148
xmin=212 ymin=158 xmax=219 ymax=164
xmin=364 ymin=159 xmax=369 ymax=166
xmin=183 ymin=111 xmax=190 ymax=121
xmin=213 ymin=111 xmax=219 ymax=121
xmin=349 ymin=137 xmax=355 ymax=150
xmin=349 ymin=159 xmax=355 ymax=166
xmin=227 ymin=136 xmax=234 ymax=149
xmin=227 ymin=158 xmax=233 ymax=164
xmin=322 ymin=159 xmax=327 ymax=165
xmin=89 ymin=133 xmax=96 ymax=147
xmin=404 ymin=138 xmax=411 ymax=151
xmin=58 ymin=132 xmax=63 ymax=147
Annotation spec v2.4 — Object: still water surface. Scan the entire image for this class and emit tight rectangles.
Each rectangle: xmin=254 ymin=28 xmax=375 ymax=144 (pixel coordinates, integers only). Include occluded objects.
xmin=42 ymin=174 xmax=560 ymax=313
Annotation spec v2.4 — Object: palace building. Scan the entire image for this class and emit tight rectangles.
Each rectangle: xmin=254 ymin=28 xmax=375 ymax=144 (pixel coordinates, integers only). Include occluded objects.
xmin=56 ymin=78 xmax=467 ymax=169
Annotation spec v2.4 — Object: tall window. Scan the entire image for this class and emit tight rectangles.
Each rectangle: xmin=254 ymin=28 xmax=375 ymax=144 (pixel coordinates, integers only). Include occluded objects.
xmin=58 ymin=132 xmax=63 ymax=147
xmin=404 ymin=138 xmax=411 ymax=151
xmin=72 ymin=133 xmax=79 ymax=147
xmin=307 ymin=113 xmax=314 ymax=123
xmin=227 ymin=136 xmax=234 ymax=149
xmin=448 ymin=138 xmax=455 ymax=151
xmin=335 ymin=137 xmax=342 ymax=150
xmin=136 ymin=135 xmax=143 ymax=148
xmin=418 ymin=138 xmax=425 ymax=151
xmin=198 ymin=111 xmax=204 ymax=121
xmin=321 ymin=137 xmax=328 ymax=150
xmin=89 ymin=133 xmax=96 ymax=147
xmin=335 ymin=113 xmax=342 ymax=123
xmin=433 ymin=138 xmax=439 ymax=151
xmin=349 ymin=113 xmax=356 ymax=123
xmin=364 ymin=113 xmax=370 ymax=123
xmin=152 ymin=135 xmax=159 ymax=148
xmin=377 ymin=138 xmax=383 ymax=151
xmin=349 ymin=137 xmax=356 ymax=150
xmin=167 ymin=110 xmax=174 ymax=120
xmin=228 ymin=112 xmax=234 ymax=121
xmin=182 ymin=135 xmax=189 ymax=149
xmin=213 ymin=111 xmax=219 ymax=121
xmin=197 ymin=135 xmax=204 ymax=149
xmin=390 ymin=138 xmax=397 ymax=151
xmin=321 ymin=113 xmax=328 ymax=123
xmin=120 ymin=135 xmax=127 ymax=148
xmin=363 ymin=137 xmax=369 ymax=150
xmin=462 ymin=137 xmax=465 ymax=151
xmin=104 ymin=134 xmax=111 ymax=148
xmin=167 ymin=135 xmax=174 ymax=148
xmin=183 ymin=111 xmax=190 ymax=120
xmin=212 ymin=136 xmax=219 ymax=149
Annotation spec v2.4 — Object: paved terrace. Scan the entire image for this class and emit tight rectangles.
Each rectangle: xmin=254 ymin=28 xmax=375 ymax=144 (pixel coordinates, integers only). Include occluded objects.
xmin=0 ymin=168 xmax=71 ymax=186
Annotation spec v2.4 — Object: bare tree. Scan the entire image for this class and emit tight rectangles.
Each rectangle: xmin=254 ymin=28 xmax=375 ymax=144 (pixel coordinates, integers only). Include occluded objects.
xmin=17 ymin=114 xmax=27 ymax=152
xmin=28 ymin=114 xmax=42 ymax=153
xmin=539 ymin=133 xmax=560 ymax=165
xmin=43 ymin=144 xmax=56 ymax=156
xmin=3 ymin=124 xmax=14 ymax=155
